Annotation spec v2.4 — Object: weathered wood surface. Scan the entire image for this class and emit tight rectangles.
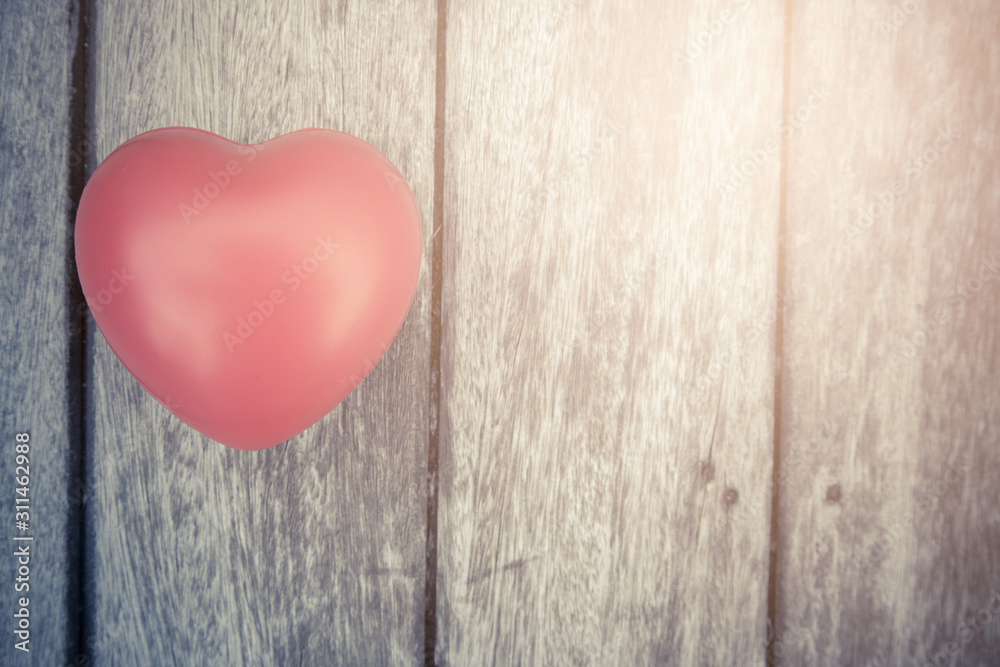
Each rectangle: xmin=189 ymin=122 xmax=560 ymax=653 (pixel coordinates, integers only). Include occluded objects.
xmin=0 ymin=1 xmax=81 ymax=664
xmin=87 ymin=1 xmax=436 ymax=664
xmin=436 ymin=0 xmax=786 ymax=663
xmin=5 ymin=0 xmax=1000 ymax=664
xmin=777 ymin=1 xmax=1000 ymax=665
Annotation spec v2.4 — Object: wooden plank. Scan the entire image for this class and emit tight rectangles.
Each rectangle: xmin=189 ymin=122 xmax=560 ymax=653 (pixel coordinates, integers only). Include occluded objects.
xmin=436 ymin=1 xmax=786 ymax=663
xmin=87 ymin=1 xmax=436 ymax=664
xmin=0 ymin=1 xmax=81 ymax=664
xmin=777 ymin=1 xmax=1000 ymax=664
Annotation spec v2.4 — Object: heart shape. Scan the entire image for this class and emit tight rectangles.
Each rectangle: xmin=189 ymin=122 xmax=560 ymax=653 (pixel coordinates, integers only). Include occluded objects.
xmin=75 ymin=127 xmax=422 ymax=450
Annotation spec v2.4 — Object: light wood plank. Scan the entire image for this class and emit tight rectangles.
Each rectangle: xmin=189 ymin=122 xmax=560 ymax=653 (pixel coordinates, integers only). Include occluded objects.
xmin=437 ymin=1 xmax=786 ymax=663
xmin=88 ymin=1 xmax=436 ymax=663
xmin=0 ymin=2 xmax=81 ymax=664
xmin=778 ymin=1 xmax=1000 ymax=664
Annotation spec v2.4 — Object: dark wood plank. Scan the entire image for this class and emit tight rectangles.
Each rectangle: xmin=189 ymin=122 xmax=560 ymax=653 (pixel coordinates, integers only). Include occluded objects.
xmin=778 ymin=1 xmax=1000 ymax=664
xmin=0 ymin=1 xmax=81 ymax=664
xmin=437 ymin=1 xmax=786 ymax=663
xmin=87 ymin=1 xmax=436 ymax=663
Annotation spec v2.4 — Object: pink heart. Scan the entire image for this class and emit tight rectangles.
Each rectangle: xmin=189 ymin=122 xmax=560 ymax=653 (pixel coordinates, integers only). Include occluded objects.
xmin=75 ymin=127 xmax=422 ymax=450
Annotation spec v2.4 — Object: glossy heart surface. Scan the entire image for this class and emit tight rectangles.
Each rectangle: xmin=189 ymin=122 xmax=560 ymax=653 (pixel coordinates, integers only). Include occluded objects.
xmin=75 ymin=127 xmax=422 ymax=450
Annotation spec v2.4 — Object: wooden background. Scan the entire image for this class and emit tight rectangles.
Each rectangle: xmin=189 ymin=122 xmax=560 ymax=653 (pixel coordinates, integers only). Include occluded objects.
xmin=1 ymin=0 xmax=998 ymax=665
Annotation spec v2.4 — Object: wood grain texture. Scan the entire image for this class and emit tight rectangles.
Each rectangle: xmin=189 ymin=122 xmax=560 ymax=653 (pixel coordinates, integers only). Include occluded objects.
xmin=0 ymin=1 xmax=80 ymax=664
xmin=777 ymin=1 xmax=1000 ymax=664
xmin=87 ymin=1 xmax=435 ymax=664
xmin=436 ymin=0 xmax=786 ymax=663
